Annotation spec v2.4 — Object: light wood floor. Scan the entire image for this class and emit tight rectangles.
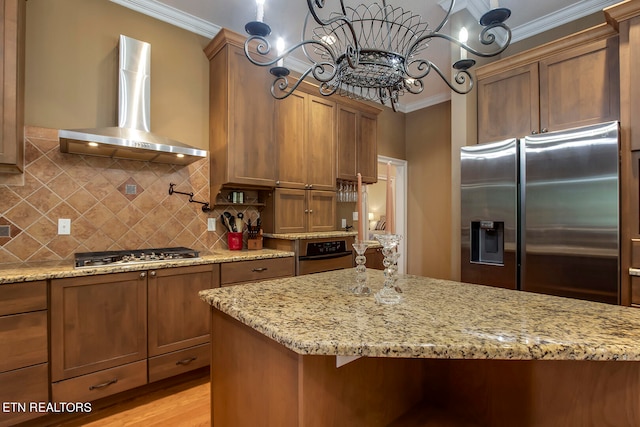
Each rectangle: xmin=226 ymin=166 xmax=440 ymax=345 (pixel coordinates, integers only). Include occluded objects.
xmin=54 ymin=375 xmax=210 ymax=427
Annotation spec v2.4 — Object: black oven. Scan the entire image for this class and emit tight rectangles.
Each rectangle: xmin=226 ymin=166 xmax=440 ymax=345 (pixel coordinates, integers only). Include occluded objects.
xmin=297 ymin=237 xmax=354 ymax=275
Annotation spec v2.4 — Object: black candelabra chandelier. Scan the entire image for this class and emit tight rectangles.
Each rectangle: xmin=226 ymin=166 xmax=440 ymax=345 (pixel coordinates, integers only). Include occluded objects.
xmin=244 ymin=0 xmax=512 ymax=111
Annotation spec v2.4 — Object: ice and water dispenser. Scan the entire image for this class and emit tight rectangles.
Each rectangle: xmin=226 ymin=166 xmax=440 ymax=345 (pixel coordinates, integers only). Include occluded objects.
xmin=470 ymin=220 xmax=504 ymax=265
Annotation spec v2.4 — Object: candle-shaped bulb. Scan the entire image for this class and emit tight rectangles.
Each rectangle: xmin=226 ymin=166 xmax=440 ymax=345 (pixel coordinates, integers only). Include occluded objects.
xmin=459 ymin=27 xmax=468 ymax=60
xmin=256 ymin=0 xmax=265 ymax=22
xmin=276 ymin=37 xmax=285 ymax=67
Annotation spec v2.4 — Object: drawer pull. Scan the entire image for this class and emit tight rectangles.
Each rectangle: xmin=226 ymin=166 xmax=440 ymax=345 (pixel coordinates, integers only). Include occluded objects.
xmin=252 ymin=267 xmax=268 ymax=272
xmin=176 ymin=356 xmax=197 ymax=366
xmin=89 ymin=378 xmax=118 ymax=390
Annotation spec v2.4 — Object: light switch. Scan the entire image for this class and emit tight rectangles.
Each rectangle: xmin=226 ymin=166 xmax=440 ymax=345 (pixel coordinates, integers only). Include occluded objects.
xmin=58 ymin=219 xmax=71 ymax=235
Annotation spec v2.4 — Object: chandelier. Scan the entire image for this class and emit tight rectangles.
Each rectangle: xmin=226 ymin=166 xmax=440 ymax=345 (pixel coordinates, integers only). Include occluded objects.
xmin=244 ymin=0 xmax=511 ymax=111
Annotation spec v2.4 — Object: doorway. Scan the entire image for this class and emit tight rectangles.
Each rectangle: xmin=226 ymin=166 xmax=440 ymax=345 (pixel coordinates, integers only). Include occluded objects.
xmin=365 ymin=156 xmax=407 ymax=274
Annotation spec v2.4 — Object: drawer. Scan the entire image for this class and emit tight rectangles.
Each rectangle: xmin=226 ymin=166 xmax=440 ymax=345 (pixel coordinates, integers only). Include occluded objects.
xmin=0 ymin=311 xmax=47 ymax=373
xmin=0 ymin=363 xmax=48 ymax=427
xmin=0 ymin=281 xmax=46 ymax=316
xmin=221 ymin=257 xmax=294 ymax=286
xmin=148 ymin=343 xmax=210 ymax=383
xmin=51 ymin=360 xmax=148 ymax=403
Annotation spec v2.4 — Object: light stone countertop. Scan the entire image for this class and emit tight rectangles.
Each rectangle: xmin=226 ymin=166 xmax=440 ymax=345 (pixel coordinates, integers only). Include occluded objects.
xmin=263 ymin=231 xmax=358 ymax=240
xmin=0 ymin=249 xmax=294 ymax=285
xmin=199 ymin=268 xmax=640 ymax=361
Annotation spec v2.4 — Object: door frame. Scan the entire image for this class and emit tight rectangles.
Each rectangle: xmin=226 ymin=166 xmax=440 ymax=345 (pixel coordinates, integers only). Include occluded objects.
xmin=377 ymin=155 xmax=408 ymax=274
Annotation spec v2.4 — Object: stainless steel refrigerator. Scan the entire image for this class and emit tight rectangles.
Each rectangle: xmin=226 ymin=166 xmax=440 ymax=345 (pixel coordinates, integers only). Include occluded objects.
xmin=460 ymin=121 xmax=620 ymax=304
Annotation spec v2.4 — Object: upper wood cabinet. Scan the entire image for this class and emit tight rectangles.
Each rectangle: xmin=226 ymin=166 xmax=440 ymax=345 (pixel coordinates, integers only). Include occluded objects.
xmin=275 ymin=91 xmax=336 ymax=191
xmin=262 ymin=188 xmax=337 ymax=234
xmin=337 ymin=104 xmax=379 ymax=184
xmin=205 ymin=29 xmax=277 ymax=193
xmin=0 ymin=0 xmax=25 ymax=174
xmin=477 ymin=24 xmax=619 ymax=144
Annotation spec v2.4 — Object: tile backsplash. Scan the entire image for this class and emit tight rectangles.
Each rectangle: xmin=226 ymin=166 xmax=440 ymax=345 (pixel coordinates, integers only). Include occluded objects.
xmin=0 ymin=126 xmax=231 ymax=265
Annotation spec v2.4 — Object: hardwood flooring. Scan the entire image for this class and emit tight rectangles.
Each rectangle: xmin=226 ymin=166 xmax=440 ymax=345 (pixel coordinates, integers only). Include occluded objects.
xmin=53 ymin=375 xmax=210 ymax=427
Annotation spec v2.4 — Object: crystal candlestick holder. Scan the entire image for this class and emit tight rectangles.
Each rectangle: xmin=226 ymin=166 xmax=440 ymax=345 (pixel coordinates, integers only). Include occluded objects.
xmin=350 ymin=241 xmax=371 ymax=296
xmin=374 ymin=234 xmax=403 ymax=305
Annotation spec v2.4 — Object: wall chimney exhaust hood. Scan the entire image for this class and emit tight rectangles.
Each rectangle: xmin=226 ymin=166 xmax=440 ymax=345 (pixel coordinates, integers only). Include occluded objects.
xmin=59 ymin=35 xmax=207 ymax=165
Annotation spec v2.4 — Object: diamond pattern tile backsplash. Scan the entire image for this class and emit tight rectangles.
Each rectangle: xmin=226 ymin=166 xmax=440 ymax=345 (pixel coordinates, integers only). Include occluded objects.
xmin=0 ymin=126 xmax=237 ymax=265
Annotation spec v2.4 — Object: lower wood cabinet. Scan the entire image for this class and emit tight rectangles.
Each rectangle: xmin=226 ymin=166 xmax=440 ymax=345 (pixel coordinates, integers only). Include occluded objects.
xmin=147 ymin=264 xmax=218 ymax=382
xmin=365 ymin=246 xmax=384 ymax=270
xmin=51 ymin=272 xmax=148 ymax=386
xmin=262 ymin=188 xmax=337 ymax=234
xmin=0 ymin=280 xmax=48 ymax=427
xmin=51 ymin=264 xmax=218 ymax=402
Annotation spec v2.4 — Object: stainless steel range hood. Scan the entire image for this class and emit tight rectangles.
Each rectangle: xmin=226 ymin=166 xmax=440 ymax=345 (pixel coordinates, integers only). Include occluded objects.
xmin=59 ymin=35 xmax=207 ymax=165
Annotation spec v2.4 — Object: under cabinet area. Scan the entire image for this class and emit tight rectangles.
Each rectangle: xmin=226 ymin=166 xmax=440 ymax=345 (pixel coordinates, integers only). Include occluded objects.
xmin=477 ymin=24 xmax=619 ymax=144
xmin=262 ymin=188 xmax=337 ymax=234
xmin=0 ymin=281 xmax=48 ymax=427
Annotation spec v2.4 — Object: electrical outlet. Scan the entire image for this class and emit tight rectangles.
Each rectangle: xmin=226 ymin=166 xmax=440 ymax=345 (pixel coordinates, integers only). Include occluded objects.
xmin=352 ymin=212 xmax=358 ymax=221
xmin=58 ymin=219 xmax=71 ymax=235
xmin=341 ymin=218 xmax=347 ymax=228
xmin=207 ymin=217 xmax=216 ymax=232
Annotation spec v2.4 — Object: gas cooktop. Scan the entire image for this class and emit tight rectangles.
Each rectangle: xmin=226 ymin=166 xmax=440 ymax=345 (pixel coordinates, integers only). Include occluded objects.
xmin=74 ymin=247 xmax=200 ymax=268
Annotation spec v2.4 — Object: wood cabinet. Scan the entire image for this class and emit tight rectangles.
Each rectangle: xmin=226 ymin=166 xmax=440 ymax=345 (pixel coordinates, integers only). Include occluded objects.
xmin=220 ymin=257 xmax=295 ymax=286
xmin=205 ymin=29 xmax=276 ymax=194
xmin=0 ymin=281 xmax=48 ymax=426
xmin=262 ymin=188 xmax=337 ymax=234
xmin=276 ymin=90 xmax=336 ymax=191
xmin=0 ymin=0 xmax=25 ymax=174
xmin=51 ymin=265 xmax=218 ymax=401
xmin=337 ymin=104 xmax=379 ymax=183
xmin=365 ymin=246 xmax=384 ymax=270
xmin=477 ymin=24 xmax=619 ymax=144
xmin=147 ymin=264 xmax=218 ymax=382
xmin=51 ymin=271 xmax=148 ymax=401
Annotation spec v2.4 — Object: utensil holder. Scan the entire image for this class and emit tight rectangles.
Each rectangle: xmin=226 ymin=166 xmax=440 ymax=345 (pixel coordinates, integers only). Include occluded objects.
xmin=227 ymin=232 xmax=243 ymax=250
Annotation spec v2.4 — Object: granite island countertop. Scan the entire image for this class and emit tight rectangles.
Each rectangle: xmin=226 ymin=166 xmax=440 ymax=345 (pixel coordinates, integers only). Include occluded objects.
xmin=199 ymin=268 xmax=640 ymax=361
xmin=0 ymin=249 xmax=294 ymax=285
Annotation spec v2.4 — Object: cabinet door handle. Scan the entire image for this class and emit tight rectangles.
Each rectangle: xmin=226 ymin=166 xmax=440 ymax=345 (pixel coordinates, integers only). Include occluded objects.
xmin=89 ymin=378 xmax=118 ymax=390
xmin=541 ymin=128 xmax=548 ymax=133
xmin=309 ymin=209 xmax=313 ymax=213
xmin=140 ymin=272 xmax=147 ymax=278
xmin=304 ymin=209 xmax=309 ymax=213
xmin=276 ymin=180 xmax=280 ymax=185
xmin=308 ymin=184 xmax=313 ymax=189
xmin=252 ymin=267 xmax=268 ymax=272
xmin=150 ymin=271 xmax=156 ymax=277
xmin=176 ymin=356 xmax=197 ymax=366
xmin=531 ymin=130 xmax=538 ymax=134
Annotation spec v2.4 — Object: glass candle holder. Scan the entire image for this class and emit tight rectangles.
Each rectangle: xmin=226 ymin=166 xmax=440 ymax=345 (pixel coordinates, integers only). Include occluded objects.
xmin=350 ymin=241 xmax=371 ymax=296
xmin=373 ymin=234 xmax=403 ymax=305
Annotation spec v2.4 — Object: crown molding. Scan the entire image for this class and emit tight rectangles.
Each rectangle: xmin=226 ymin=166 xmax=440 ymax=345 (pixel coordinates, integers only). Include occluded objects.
xmin=109 ymin=0 xmax=221 ymax=39
xmin=113 ymin=0 xmax=620 ymax=113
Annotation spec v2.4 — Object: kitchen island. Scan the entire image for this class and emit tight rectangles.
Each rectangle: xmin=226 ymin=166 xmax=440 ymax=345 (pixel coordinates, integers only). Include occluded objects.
xmin=200 ymin=269 xmax=640 ymax=426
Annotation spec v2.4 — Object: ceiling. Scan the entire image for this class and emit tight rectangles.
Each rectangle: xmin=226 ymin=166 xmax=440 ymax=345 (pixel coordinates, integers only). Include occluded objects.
xmin=110 ymin=0 xmax=619 ymax=112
